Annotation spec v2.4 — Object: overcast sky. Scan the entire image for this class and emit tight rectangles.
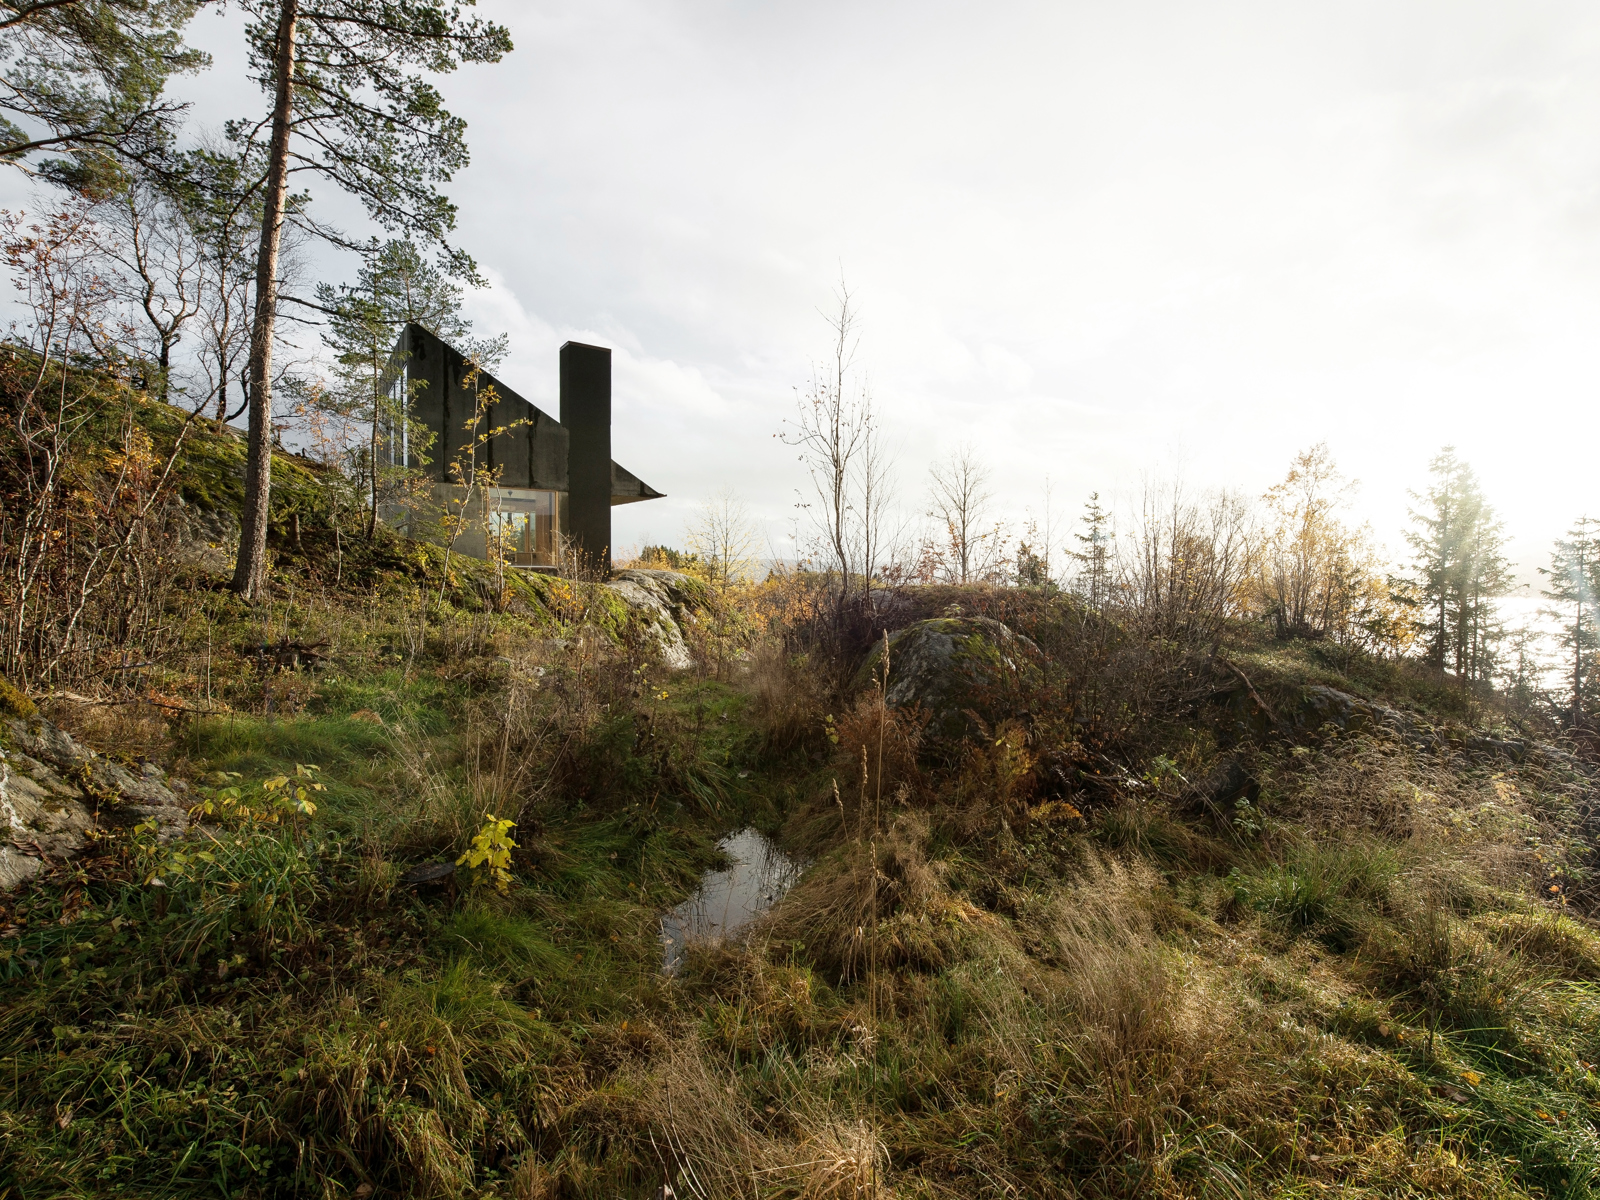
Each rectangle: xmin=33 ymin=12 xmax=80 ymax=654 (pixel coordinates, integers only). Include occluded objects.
xmin=13 ymin=0 xmax=1600 ymax=585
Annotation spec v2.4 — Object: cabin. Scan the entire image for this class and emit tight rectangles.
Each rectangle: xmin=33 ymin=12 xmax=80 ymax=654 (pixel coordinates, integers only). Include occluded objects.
xmin=381 ymin=324 xmax=663 ymax=571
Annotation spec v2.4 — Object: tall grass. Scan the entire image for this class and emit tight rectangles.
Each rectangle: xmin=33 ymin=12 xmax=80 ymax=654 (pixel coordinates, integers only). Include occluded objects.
xmin=6 ymin=571 xmax=1600 ymax=1199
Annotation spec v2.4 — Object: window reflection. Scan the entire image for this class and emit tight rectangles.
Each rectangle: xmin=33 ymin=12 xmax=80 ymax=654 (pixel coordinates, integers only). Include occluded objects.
xmin=487 ymin=489 xmax=559 ymax=567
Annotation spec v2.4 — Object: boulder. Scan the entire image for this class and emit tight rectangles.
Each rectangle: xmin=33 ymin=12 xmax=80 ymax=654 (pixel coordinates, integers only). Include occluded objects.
xmin=858 ymin=616 xmax=1039 ymax=740
xmin=1225 ymin=676 xmax=1542 ymax=765
xmin=1178 ymin=756 xmax=1260 ymax=819
xmin=1228 ymin=680 xmax=1383 ymax=743
xmin=1296 ymin=685 xmax=1376 ymax=735
xmin=2 ymin=713 xmax=189 ymax=890
xmin=604 ymin=569 xmax=710 ymax=670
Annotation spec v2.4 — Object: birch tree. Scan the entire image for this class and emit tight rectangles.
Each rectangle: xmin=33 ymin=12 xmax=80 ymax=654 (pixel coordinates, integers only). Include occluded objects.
xmin=781 ymin=284 xmax=889 ymax=607
xmin=927 ymin=445 xmax=1001 ymax=584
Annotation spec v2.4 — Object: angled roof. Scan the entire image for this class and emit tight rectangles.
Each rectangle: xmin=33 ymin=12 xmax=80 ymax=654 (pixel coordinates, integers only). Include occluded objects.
xmin=394 ymin=323 xmax=664 ymax=505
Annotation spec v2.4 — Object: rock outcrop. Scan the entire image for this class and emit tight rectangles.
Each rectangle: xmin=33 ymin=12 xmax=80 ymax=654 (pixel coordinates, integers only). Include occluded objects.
xmin=604 ymin=569 xmax=711 ymax=670
xmin=858 ymin=616 xmax=1039 ymax=740
xmin=1227 ymin=677 xmax=1563 ymax=768
xmin=1 ymin=713 xmax=189 ymax=890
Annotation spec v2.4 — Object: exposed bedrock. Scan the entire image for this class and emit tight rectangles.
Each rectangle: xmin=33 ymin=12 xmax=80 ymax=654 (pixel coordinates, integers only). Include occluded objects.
xmin=1 ymin=714 xmax=189 ymax=890
xmin=603 ymin=568 xmax=711 ymax=671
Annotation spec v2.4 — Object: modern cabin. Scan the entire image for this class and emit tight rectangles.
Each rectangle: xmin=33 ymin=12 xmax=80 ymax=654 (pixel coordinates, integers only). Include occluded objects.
xmin=382 ymin=324 xmax=663 ymax=571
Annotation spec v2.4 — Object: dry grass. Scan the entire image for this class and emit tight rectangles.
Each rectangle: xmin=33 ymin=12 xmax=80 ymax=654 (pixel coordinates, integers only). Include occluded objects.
xmin=760 ymin=810 xmax=1006 ymax=983
xmin=744 ymin=638 xmax=836 ymax=759
xmin=39 ymin=695 xmax=175 ymax=763
xmin=598 ymin=1038 xmax=894 ymax=1200
xmin=9 ymin=574 xmax=1600 ymax=1200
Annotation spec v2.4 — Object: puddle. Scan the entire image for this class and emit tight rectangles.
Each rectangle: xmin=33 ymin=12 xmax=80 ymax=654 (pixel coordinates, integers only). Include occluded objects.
xmin=661 ymin=828 xmax=803 ymax=972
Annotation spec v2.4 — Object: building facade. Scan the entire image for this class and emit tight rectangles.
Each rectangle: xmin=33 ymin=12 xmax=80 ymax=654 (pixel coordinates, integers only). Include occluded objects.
xmin=382 ymin=324 xmax=662 ymax=571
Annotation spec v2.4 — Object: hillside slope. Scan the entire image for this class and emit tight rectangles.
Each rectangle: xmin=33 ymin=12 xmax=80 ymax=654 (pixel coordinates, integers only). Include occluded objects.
xmin=3 ymin=572 xmax=1600 ymax=1200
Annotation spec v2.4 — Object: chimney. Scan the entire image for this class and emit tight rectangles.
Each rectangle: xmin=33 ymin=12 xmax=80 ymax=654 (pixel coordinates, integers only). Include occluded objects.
xmin=560 ymin=341 xmax=611 ymax=571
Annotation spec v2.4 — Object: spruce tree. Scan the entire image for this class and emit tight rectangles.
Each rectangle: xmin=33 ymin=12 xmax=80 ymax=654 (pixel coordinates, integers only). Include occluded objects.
xmin=1072 ymin=492 xmax=1113 ymax=611
xmin=1540 ymin=516 xmax=1600 ymax=727
xmin=1461 ymin=512 xmax=1513 ymax=685
xmin=1498 ymin=624 xmax=1545 ymax=719
xmin=1014 ymin=539 xmax=1049 ymax=588
xmin=1405 ymin=447 xmax=1509 ymax=686
xmin=229 ymin=0 xmax=511 ymax=600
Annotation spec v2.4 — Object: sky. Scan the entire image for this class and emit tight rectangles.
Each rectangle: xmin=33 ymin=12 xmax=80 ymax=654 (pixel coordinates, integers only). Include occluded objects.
xmin=9 ymin=0 xmax=1600 ymax=589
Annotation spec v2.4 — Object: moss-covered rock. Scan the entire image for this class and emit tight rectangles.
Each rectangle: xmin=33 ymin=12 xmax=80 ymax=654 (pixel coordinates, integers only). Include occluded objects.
xmin=0 ymin=675 xmax=35 ymax=720
xmin=1 ymin=712 xmax=189 ymax=890
xmin=605 ymin=569 xmax=711 ymax=668
xmin=856 ymin=616 xmax=1039 ymax=741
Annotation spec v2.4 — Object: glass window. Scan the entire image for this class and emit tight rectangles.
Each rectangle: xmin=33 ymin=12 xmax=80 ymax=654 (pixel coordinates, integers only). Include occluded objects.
xmin=487 ymin=489 xmax=560 ymax=566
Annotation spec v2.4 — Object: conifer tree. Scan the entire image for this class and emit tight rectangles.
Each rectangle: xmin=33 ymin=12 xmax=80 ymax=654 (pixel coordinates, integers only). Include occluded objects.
xmin=1014 ymin=537 xmax=1049 ymax=588
xmin=1405 ymin=447 xmax=1509 ymax=686
xmin=1498 ymin=623 xmax=1545 ymax=719
xmin=1541 ymin=516 xmax=1600 ymax=727
xmin=1460 ymin=511 xmax=1513 ymax=685
xmin=229 ymin=0 xmax=511 ymax=600
xmin=1072 ymin=492 xmax=1112 ymax=610
xmin=317 ymin=238 xmax=470 ymax=538
xmin=0 ymin=0 xmax=210 ymax=180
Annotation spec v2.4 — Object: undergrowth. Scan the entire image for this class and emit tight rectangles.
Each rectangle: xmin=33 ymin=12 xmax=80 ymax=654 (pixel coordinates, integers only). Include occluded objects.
xmin=3 ymin=574 xmax=1599 ymax=1200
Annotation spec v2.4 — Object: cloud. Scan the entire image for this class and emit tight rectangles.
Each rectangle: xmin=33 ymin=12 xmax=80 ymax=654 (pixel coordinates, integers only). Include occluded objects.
xmin=41 ymin=0 xmax=1595 ymax=583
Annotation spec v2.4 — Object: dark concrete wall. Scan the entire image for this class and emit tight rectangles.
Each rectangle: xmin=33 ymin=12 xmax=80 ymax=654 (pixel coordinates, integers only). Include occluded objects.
xmin=394 ymin=326 xmax=662 ymax=569
xmin=401 ymin=324 xmax=568 ymax=490
xmin=560 ymin=341 xmax=612 ymax=569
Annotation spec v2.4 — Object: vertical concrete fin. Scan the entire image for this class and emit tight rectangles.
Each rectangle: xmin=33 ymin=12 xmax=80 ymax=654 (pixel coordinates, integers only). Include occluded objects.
xmin=560 ymin=341 xmax=612 ymax=571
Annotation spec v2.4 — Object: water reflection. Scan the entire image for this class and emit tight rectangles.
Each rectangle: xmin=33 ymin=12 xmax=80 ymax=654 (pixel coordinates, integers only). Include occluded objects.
xmin=661 ymin=828 xmax=802 ymax=972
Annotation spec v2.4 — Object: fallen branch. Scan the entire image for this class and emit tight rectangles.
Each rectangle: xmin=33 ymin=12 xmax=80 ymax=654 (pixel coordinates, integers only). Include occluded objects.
xmin=1218 ymin=658 xmax=1284 ymax=732
xmin=40 ymin=691 xmax=230 ymax=716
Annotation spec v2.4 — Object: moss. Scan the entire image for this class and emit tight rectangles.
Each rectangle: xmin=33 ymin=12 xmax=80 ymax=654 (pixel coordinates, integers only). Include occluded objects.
xmin=591 ymin=582 xmax=638 ymax=641
xmin=853 ymin=616 xmax=1037 ymax=746
xmin=0 ymin=674 xmax=35 ymax=720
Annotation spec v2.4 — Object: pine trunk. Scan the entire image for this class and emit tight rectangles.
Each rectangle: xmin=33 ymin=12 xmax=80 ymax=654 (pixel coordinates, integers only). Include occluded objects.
xmin=367 ymin=329 xmax=379 ymax=540
xmin=231 ymin=0 xmax=298 ymax=600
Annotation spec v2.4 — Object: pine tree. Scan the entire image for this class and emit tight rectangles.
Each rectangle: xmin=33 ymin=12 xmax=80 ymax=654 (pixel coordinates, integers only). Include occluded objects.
xmin=0 ymin=0 xmax=210 ymax=180
xmin=229 ymin=0 xmax=511 ymax=600
xmin=1072 ymin=492 xmax=1112 ymax=611
xmin=317 ymin=238 xmax=471 ymax=538
xmin=1540 ymin=516 xmax=1600 ymax=728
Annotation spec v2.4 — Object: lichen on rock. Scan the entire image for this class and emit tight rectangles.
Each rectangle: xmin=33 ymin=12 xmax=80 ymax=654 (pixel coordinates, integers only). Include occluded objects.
xmin=857 ymin=616 xmax=1040 ymax=741
xmin=604 ymin=569 xmax=711 ymax=670
xmin=1 ymin=712 xmax=189 ymax=890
